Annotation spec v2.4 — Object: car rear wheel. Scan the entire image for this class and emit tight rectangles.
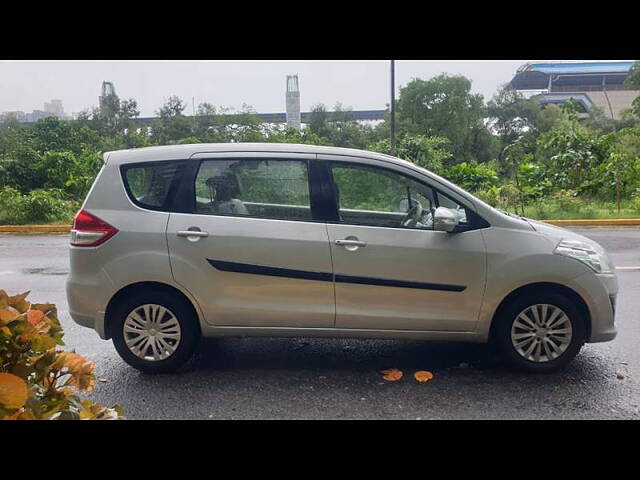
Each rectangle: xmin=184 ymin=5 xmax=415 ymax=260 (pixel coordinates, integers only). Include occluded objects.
xmin=495 ymin=291 xmax=587 ymax=373
xmin=111 ymin=289 xmax=200 ymax=373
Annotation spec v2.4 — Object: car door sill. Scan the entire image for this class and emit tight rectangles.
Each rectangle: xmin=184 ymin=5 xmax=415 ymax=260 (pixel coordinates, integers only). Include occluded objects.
xmin=200 ymin=325 xmax=483 ymax=342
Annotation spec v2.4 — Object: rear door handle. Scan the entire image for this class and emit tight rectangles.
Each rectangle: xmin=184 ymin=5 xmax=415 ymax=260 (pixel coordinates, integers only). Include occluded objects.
xmin=177 ymin=230 xmax=209 ymax=238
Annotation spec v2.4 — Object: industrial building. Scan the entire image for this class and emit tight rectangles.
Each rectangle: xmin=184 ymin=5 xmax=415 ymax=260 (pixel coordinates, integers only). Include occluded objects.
xmin=509 ymin=61 xmax=639 ymax=120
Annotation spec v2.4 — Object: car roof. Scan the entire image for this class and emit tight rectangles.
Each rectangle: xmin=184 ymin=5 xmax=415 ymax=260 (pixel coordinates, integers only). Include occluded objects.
xmin=105 ymin=142 xmax=414 ymax=168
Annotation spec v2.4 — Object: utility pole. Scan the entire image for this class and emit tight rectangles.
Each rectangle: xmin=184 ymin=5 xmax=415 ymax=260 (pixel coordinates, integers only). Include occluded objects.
xmin=390 ymin=60 xmax=396 ymax=156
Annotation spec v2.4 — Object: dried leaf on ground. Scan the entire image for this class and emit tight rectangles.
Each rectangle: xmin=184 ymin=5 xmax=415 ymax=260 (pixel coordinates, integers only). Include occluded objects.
xmin=414 ymin=371 xmax=434 ymax=383
xmin=380 ymin=368 xmax=403 ymax=382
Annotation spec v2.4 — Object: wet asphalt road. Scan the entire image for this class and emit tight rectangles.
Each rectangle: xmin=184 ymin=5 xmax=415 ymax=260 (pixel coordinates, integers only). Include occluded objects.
xmin=1 ymin=228 xmax=639 ymax=420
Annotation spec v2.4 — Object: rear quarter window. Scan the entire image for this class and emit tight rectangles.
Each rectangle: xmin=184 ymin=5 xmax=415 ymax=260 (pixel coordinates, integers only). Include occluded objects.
xmin=121 ymin=161 xmax=184 ymax=210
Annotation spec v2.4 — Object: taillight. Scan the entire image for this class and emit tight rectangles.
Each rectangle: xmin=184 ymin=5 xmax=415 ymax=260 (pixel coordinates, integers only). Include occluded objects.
xmin=70 ymin=209 xmax=119 ymax=247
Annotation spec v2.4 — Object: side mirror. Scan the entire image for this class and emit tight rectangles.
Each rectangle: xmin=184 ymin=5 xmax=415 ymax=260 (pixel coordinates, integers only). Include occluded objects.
xmin=433 ymin=206 xmax=459 ymax=233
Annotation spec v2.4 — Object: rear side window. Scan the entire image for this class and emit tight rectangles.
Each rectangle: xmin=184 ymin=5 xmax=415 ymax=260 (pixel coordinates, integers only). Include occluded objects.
xmin=122 ymin=162 xmax=183 ymax=210
xmin=194 ymin=158 xmax=312 ymax=221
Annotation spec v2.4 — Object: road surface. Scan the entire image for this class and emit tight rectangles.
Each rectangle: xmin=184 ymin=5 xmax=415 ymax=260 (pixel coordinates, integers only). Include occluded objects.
xmin=0 ymin=227 xmax=638 ymax=419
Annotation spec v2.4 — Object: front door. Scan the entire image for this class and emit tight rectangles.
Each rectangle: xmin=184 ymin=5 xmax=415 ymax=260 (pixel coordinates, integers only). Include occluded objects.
xmin=321 ymin=156 xmax=487 ymax=332
xmin=167 ymin=152 xmax=335 ymax=328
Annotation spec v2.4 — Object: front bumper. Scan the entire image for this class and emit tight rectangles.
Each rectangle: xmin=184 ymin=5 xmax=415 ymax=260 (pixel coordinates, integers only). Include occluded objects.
xmin=567 ymin=271 xmax=618 ymax=343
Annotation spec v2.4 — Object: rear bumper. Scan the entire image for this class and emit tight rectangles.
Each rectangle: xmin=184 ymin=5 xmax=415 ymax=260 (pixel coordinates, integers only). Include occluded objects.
xmin=66 ymin=272 xmax=111 ymax=340
xmin=567 ymin=271 xmax=618 ymax=343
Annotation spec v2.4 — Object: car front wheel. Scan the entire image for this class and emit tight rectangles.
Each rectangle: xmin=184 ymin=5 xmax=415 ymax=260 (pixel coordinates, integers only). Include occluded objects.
xmin=496 ymin=291 xmax=587 ymax=373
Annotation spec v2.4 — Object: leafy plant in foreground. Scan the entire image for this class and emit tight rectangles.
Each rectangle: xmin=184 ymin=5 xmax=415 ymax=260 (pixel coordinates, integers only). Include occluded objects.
xmin=0 ymin=290 xmax=123 ymax=420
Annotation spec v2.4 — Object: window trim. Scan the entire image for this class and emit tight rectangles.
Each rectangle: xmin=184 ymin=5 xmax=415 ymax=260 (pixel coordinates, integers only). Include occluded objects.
xmin=120 ymin=160 xmax=187 ymax=213
xmin=187 ymin=156 xmax=322 ymax=223
xmin=319 ymin=159 xmax=490 ymax=232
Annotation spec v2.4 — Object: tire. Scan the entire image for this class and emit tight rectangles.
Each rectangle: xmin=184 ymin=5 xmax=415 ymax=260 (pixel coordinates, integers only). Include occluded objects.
xmin=111 ymin=288 xmax=201 ymax=373
xmin=495 ymin=291 xmax=587 ymax=373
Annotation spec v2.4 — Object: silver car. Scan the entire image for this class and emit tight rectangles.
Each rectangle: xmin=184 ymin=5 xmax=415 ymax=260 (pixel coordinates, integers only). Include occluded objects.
xmin=66 ymin=143 xmax=618 ymax=373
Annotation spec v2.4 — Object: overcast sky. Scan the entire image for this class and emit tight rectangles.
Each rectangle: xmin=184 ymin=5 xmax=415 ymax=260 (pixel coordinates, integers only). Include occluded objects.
xmin=0 ymin=60 xmax=527 ymax=117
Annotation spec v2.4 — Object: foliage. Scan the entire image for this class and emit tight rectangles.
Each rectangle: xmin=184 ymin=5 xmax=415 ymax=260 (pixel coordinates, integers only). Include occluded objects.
xmin=444 ymin=160 xmax=500 ymax=192
xmin=487 ymin=88 xmax=541 ymax=144
xmin=536 ymin=117 xmax=606 ymax=192
xmin=1 ymin=71 xmax=640 ymax=224
xmin=397 ymin=75 xmax=497 ymax=162
xmin=0 ymin=187 xmax=76 ymax=224
xmin=624 ymin=61 xmax=640 ymax=88
xmin=0 ymin=290 xmax=123 ymax=420
xmin=369 ymin=135 xmax=452 ymax=173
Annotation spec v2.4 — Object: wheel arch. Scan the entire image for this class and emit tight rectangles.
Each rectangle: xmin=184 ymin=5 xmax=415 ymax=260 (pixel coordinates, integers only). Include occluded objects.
xmin=488 ymin=282 xmax=591 ymax=343
xmin=104 ymin=281 xmax=202 ymax=340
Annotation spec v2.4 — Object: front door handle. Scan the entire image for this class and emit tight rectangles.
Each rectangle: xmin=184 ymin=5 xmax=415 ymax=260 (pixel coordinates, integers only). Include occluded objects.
xmin=335 ymin=238 xmax=366 ymax=251
xmin=335 ymin=239 xmax=366 ymax=247
xmin=177 ymin=228 xmax=209 ymax=241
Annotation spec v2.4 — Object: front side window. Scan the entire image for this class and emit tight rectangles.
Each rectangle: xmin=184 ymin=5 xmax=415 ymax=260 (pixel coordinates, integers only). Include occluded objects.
xmin=330 ymin=163 xmax=436 ymax=229
xmin=122 ymin=162 xmax=183 ymax=210
xmin=194 ymin=159 xmax=312 ymax=221
xmin=329 ymin=162 xmax=474 ymax=230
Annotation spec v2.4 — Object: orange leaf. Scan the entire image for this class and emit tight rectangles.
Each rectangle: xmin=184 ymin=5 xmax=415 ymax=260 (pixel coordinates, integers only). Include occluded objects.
xmin=380 ymin=368 xmax=403 ymax=382
xmin=414 ymin=371 xmax=434 ymax=383
xmin=0 ymin=306 xmax=21 ymax=326
xmin=7 ymin=291 xmax=30 ymax=313
xmin=0 ymin=372 xmax=29 ymax=409
xmin=27 ymin=309 xmax=45 ymax=326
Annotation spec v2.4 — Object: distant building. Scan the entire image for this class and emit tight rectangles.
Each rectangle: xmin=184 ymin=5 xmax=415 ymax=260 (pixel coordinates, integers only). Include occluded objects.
xmin=44 ymin=99 xmax=65 ymax=117
xmin=27 ymin=110 xmax=53 ymax=122
xmin=509 ymin=61 xmax=640 ymax=120
xmin=286 ymin=75 xmax=301 ymax=129
xmin=99 ymin=81 xmax=119 ymax=111
xmin=0 ymin=111 xmax=26 ymax=122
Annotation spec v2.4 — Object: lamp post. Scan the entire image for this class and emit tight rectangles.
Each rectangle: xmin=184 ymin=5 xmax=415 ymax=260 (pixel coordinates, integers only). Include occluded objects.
xmin=390 ymin=60 xmax=396 ymax=156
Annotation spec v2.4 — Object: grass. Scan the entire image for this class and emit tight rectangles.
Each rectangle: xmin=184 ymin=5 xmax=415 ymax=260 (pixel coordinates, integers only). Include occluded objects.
xmin=516 ymin=199 xmax=640 ymax=220
xmin=0 ymin=208 xmax=76 ymax=226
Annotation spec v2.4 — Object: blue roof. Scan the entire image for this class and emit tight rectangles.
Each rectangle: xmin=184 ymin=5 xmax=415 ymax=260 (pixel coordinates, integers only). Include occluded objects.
xmin=524 ymin=61 xmax=633 ymax=75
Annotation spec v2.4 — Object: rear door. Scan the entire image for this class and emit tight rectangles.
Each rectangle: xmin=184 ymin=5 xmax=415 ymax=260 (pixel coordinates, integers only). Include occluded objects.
xmin=320 ymin=155 xmax=487 ymax=332
xmin=167 ymin=152 xmax=335 ymax=328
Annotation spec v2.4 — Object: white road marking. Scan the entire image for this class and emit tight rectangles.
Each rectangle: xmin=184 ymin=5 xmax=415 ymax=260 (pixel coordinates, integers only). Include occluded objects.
xmin=616 ymin=266 xmax=640 ymax=270
xmin=0 ymin=271 xmax=15 ymax=275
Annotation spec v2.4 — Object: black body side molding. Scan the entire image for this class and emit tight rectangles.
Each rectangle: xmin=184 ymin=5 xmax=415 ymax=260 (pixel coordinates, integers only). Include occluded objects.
xmin=207 ymin=259 xmax=466 ymax=292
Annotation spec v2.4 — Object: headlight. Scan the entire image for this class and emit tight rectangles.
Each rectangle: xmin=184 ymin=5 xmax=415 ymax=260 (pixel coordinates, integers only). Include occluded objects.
xmin=554 ymin=239 xmax=612 ymax=274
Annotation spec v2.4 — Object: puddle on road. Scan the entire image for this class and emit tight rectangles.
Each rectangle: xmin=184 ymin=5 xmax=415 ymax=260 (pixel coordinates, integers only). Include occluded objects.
xmin=21 ymin=267 xmax=68 ymax=276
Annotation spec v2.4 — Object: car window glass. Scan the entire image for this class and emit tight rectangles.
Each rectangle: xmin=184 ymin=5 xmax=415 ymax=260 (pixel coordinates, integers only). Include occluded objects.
xmin=436 ymin=191 xmax=469 ymax=224
xmin=123 ymin=162 xmax=182 ymax=209
xmin=330 ymin=163 xmax=436 ymax=229
xmin=194 ymin=159 xmax=312 ymax=221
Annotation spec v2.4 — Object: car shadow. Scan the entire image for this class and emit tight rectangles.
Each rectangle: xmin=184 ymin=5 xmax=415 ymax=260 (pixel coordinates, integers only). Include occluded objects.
xmin=186 ymin=336 xmax=605 ymax=378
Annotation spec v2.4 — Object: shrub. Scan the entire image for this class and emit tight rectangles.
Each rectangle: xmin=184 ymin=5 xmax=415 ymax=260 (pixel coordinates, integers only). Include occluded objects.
xmin=0 ymin=187 xmax=74 ymax=224
xmin=444 ymin=161 xmax=500 ymax=193
xmin=552 ymin=189 xmax=582 ymax=213
xmin=0 ymin=289 xmax=123 ymax=420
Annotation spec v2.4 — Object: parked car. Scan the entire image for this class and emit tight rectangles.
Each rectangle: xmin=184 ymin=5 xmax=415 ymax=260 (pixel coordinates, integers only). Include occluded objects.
xmin=66 ymin=144 xmax=618 ymax=373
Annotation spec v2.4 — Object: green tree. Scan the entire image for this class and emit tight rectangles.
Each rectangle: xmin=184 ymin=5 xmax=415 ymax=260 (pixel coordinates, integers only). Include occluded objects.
xmin=307 ymin=103 xmax=332 ymax=138
xmin=487 ymin=87 xmax=541 ymax=145
xmin=537 ymin=116 xmax=606 ymax=192
xmin=369 ymin=135 xmax=452 ymax=173
xmin=152 ymin=96 xmax=194 ymax=144
xmin=623 ymin=61 xmax=640 ymax=119
xmin=396 ymin=75 xmax=495 ymax=162
xmin=624 ymin=61 xmax=640 ymax=87
xmin=603 ymin=128 xmax=640 ymax=210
